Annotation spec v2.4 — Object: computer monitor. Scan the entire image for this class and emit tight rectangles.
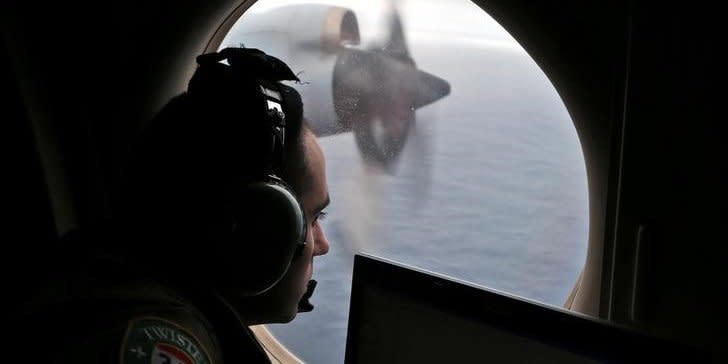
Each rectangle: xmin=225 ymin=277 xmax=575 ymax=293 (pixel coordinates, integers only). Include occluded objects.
xmin=345 ymin=254 xmax=704 ymax=363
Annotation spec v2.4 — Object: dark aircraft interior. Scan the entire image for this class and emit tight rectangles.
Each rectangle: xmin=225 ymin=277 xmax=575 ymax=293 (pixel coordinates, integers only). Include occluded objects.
xmin=2 ymin=0 xmax=725 ymax=362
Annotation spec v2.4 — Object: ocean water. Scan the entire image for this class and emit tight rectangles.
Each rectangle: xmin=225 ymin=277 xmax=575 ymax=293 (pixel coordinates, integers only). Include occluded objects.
xmin=266 ymin=35 xmax=590 ymax=364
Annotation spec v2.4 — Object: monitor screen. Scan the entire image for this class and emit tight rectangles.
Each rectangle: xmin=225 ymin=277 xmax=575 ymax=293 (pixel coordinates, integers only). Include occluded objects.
xmin=345 ymin=254 xmax=702 ymax=363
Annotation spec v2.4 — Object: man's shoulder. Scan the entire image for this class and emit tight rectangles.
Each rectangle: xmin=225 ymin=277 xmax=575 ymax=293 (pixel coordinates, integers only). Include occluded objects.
xmin=118 ymin=315 xmax=216 ymax=364
xmin=10 ymin=281 xmax=223 ymax=364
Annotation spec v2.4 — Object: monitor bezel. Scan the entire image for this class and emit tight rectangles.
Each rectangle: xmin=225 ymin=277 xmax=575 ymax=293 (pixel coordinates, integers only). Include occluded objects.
xmin=345 ymin=253 xmax=703 ymax=363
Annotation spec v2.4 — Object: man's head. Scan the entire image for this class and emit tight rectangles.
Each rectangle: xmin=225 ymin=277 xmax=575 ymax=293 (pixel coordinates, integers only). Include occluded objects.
xmin=230 ymin=127 xmax=331 ymax=324
xmin=117 ymin=48 xmax=330 ymax=322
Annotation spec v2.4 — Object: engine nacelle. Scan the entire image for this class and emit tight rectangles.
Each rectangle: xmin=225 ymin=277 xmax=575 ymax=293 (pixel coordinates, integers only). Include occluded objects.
xmin=221 ymin=4 xmax=361 ymax=136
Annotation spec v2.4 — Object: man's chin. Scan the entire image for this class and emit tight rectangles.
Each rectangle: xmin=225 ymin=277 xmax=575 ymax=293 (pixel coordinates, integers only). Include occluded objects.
xmin=279 ymin=311 xmax=298 ymax=323
xmin=269 ymin=305 xmax=298 ymax=324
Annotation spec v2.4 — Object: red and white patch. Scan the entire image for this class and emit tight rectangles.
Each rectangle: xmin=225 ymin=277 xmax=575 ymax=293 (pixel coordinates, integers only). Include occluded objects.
xmin=120 ymin=317 xmax=211 ymax=364
xmin=152 ymin=343 xmax=195 ymax=364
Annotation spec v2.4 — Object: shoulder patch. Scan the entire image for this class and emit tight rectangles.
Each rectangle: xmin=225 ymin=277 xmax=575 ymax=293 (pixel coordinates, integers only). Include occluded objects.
xmin=120 ymin=316 xmax=212 ymax=364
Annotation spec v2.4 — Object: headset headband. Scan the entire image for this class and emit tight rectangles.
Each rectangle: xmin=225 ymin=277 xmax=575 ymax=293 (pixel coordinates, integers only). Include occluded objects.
xmin=192 ymin=47 xmax=302 ymax=176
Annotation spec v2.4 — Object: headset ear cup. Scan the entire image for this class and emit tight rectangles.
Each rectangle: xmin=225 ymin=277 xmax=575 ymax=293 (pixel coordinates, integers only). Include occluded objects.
xmin=214 ymin=178 xmax=305 ymax=296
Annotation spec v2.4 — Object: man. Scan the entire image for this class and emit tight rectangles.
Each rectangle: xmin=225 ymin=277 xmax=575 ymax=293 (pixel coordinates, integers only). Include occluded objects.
xmin=229 ymin=125 xmax=331 ymax=325
xmin=12 ymin=48 xmax=331 ymax=363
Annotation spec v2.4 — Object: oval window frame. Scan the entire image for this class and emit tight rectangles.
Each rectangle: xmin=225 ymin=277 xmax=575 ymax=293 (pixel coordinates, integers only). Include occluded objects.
xmin=202 ymin=0 xmax=603 ymax=362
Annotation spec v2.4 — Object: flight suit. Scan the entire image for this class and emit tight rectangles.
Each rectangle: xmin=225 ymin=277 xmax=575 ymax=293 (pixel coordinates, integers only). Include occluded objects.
xmin=11 ymin=276 xmax=272 ymax=364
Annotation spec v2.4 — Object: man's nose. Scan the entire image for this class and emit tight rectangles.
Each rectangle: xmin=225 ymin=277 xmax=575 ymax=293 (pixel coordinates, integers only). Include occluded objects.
xmin=313 ymin=225 xmax=330 ymax=256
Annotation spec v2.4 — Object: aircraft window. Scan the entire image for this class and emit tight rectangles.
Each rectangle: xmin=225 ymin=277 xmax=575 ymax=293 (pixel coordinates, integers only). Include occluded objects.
xmin=220 ymin=0 xmax=588 ymax=363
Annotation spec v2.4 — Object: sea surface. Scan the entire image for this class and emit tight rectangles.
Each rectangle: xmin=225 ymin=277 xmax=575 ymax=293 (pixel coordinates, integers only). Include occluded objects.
xmin=266 ymin=34 xmax=590 ymax=364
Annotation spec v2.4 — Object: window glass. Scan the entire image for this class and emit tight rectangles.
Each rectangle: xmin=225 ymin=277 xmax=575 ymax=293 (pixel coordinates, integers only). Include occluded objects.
xmin=221 ymin=1 xmax=588 ymax=363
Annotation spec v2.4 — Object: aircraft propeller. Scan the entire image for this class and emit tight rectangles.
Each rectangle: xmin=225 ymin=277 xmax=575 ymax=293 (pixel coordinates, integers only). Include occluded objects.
xmin=331 ymin=1 xmax=450 ymax=173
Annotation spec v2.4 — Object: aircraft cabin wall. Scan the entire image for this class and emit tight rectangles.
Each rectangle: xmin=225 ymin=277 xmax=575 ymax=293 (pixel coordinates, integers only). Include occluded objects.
xmin=604 ymin=2 xmax=726 ymax=360
xmin=2 ymin=0 xmax=725 ymax=360
xmin=1 ymin=42 xmax=57 ymax=313
xmin=479 ymin=1 xmax=726 ymax=358
xmin=1 ymin=0 xmax=243 ymax=236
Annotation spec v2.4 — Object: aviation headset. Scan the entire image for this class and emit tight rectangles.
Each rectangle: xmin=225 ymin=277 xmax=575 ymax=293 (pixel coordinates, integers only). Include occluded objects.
xmin=187 ymin=47 xmax=307 ymax=296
